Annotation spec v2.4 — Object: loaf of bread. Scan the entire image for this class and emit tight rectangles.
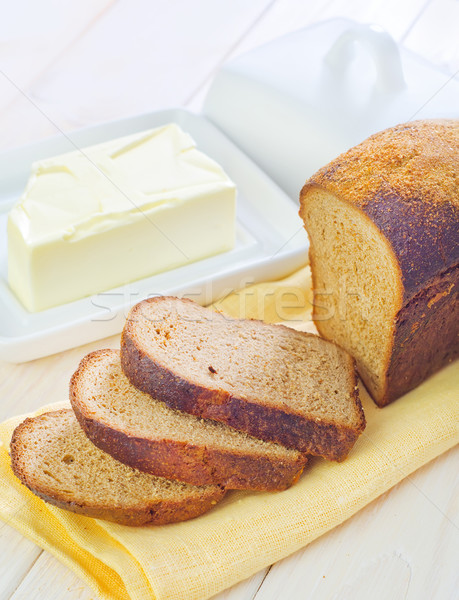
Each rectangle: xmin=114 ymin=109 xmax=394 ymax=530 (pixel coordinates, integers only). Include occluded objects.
xmin=70 ymin=349 xmax=307 ymax=491
xmin=10 ymin=409 xmax=225 ymax=526
xmin=299 ymin=119 xmax=459 ymax=406
xmin=121 ymin=296 xmax=365 ymax=461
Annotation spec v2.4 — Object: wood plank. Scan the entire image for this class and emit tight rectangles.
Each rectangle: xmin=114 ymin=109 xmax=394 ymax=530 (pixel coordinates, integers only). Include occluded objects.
xmin=403 ymin=0 xmax=459 ymax=73
xmin=0 ymin=333 xmax=120 ymax=423
xmin=225 ymin=0 xmax=429 ymax=52
xmin=0 ymin=524 xmax=42 ymax=599
xmin=187 ymin=0 xmax=429 ymax=110
xmin=212 ymin=570 xmax=269 ymax=600
xmin=0 ymin=0 xmax=115 ymax=154
xmin=1 ymin=3 xmax=457 ymax=599
xmin=0 ymin=0 xmax=274 ymax=151
xmin=0 ymin=0 xmax=114 ymax=114
xmin=7 ymin=548 xmax=268 ymax=600
xmin=253 ymin=446 xmax=459 ymax=600
xmin=10 ymin=551 xmax=94 ymax=600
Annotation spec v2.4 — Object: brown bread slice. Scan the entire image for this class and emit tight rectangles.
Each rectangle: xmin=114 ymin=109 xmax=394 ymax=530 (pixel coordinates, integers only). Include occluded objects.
xmin=121 ymin=297 xmax=366 ymax=461
xmin=70 ymin=349 xmax=307 ymax=491
xmin=299 ymin=119 xmax=459 ymax=406
xmin=10 ymin=409 xmax=225 ymax=526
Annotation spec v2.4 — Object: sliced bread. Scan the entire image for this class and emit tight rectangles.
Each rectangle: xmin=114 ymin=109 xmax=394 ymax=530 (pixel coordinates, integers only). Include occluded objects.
xmin=70 ymin=349 xmax=307 ymax=491
xmin=121 ymin=297 xmax=366 ymax=461
xmin=299 ymin=119 xmax=459 ymax=406
xmin=10 ymin=409 xmax=225 ymax=526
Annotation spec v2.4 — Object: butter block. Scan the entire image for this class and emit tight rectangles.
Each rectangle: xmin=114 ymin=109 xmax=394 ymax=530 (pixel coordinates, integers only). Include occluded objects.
xmin=8 ymin=124 xmax=236 ymax=312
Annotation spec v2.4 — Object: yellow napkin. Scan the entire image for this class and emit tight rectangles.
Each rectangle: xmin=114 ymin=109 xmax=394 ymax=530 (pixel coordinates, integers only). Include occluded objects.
xmin=0 ymin=266 xmax=458 ymax=600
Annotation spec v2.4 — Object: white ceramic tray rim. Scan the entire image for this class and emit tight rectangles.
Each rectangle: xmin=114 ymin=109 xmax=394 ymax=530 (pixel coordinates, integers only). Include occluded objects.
xmin=0 ymin=108 xmax=308 ymax=362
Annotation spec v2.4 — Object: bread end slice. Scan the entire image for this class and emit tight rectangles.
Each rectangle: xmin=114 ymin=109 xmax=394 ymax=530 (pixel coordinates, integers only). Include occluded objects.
xmin=10 ymin=409 xmax=225 ymax=526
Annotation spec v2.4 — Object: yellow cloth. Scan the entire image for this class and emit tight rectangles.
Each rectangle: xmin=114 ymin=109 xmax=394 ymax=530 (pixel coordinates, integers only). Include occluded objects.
xmin=0 ymin=266 xmax=458 ymax=600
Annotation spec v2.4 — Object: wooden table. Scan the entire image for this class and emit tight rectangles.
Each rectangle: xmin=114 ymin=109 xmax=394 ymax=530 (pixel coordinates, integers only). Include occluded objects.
xmin=0 ymin=1 xmax=458 ymax=598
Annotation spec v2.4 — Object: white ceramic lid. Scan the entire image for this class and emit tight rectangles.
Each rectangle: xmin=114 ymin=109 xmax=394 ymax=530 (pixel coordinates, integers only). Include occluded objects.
xmin=204 ymin=18 xmax=459 ymax=201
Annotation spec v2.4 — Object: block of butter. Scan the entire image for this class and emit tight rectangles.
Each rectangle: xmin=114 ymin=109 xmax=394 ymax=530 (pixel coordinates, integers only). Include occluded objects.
xmin=8 ymin=124 xmax=236 ymax=312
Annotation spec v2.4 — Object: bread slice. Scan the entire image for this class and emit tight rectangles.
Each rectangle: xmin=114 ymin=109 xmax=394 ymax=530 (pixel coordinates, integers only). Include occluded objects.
xmin=299 ymin=119 xmax=459 ymax=406
xmin=10 ymin=409 xmax=225 ymax=526
xmin=121 ymin=297 xmax=366 ymax=461
xmin=70 ymin=349 xmax=307 ymax=491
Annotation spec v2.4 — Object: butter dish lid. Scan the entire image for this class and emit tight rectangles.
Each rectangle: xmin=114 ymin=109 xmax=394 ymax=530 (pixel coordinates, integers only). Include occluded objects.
xmin=203 ymin=18 xmax=459 ymax=201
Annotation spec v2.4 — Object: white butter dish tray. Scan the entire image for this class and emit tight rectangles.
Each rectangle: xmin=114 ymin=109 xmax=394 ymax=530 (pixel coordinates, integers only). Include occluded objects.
xmin=0 ymin=108 xmax=308 ymax=362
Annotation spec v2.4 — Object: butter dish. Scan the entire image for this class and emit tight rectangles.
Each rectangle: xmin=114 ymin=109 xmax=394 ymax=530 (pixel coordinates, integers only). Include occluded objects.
xmin=0 ymin=109 xmax=307 ymax=362
xmin=2 ymin=18 xmax=454 ymax=362
xmin=8 ymin=123 xmax=236 ymax=312
xmin=205 ymin=18 xmax=459 ymax=199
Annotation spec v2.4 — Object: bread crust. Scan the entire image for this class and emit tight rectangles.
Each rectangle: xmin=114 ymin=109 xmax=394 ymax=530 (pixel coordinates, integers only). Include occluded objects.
xmin=121 ymin=323 xmax=365 ymax=462
xmin=12 ymin=483 xmax=222 ymax=527
xmin=382 ymin=264 xmax=459 ymax=405
xmin=70 ymin=350 xmax=307 ymax=491
xmin=300 ymin=119 xmax=459 ymax=406
xmin=10 ymin=410 xmax=225 ymax=527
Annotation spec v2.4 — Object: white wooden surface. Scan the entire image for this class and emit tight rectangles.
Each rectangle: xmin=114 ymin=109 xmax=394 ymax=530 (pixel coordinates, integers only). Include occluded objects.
xmin=0 ymin=1 xmax=458 ymax=599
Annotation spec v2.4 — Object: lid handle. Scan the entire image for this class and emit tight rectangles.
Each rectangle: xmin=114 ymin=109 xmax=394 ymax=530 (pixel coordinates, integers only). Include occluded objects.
xmin=325 ymin=24 xmax=405 ymax=92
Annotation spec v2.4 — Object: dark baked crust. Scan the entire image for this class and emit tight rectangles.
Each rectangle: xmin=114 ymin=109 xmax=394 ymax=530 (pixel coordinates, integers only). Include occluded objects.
xmin=13 ymin=482 xmax=223 ymax=527
xmin=302 ymin=119 xmax=459 ymax=302
xmin=300 ymin=119 xmax=459 ymax=406
xmin=121 ymin=329 xmax=365 ymax=462
xmin=361 ymin=190 xmax=458 ymax=303
xmin=72 ymin=396 xmax=307 ymax=491
xmin=70 ymin=350 xmax=307 ymax=491
xmin=380 ymin=264 xmax=459 ymax=406
xmin=10 ymin=410 xmax=225 ymax=527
